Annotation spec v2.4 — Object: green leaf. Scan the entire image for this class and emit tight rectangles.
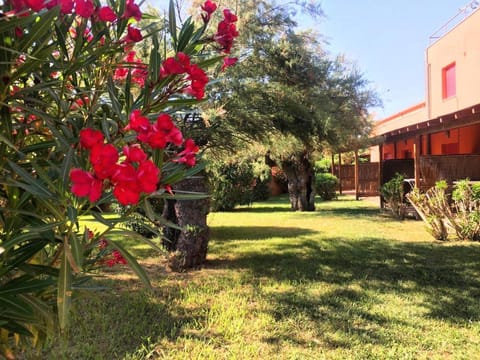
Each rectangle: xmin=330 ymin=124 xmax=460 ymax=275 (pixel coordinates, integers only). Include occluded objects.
xmin=70 ymin=232 xmax=83 ymax=270
xmin=0 ymin=134 xmax=20 ymax=154
xmin=165 ymin=98 xmax=205 ymax=108
xmin=169 ymin=0 xmax=177 ymax=47
xmin=91 ymin=211 xmax=114 ymax=228
xmin=184 ymin=161 xmax=207 ymax=177
xmin=1 ymin=226 xmax=57 ymax=252
xmin=19 ymin=141 xmax=57 ymax=154
xmin=17 ymin=8 xmax=59 ymax=54
xmin=108 ymin=240 xmax=152 ymax=289
xmin=107 ymin=76 xmax=124 ymax=121
xmin=0 ymin=276 xmax=54 ymax=296
xmin=149 ymin=35 xmax=161 ymax=84
xmin=161 ymin=190 xmax=208 ymax=200
xmin=61 ymin=147 xmax=74 ymax=192
xmin=161 ymin=169 xmax=186 ymax=185
xmin=57 ymin=249 xmax=73 ymax=332
xmin=176 ymin=17 xmax=194 ymax=52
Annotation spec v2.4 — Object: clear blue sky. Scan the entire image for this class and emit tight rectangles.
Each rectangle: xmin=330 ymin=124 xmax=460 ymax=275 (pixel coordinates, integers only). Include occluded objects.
xmin=150 ymin=0 xmax=476 ymax=119
xmin=314 ymin=0 xmax=476 ymax=119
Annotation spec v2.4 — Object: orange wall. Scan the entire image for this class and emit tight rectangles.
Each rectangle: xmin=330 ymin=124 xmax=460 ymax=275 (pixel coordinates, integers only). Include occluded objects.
xmin=426 ymin=123 xmax=480 ymax=155
xmin=375 ymin=123 xmax=480 ymax=160
xmin=460 ymin=123 xmax=480 ymax=153
xmin=426 ymin=9 xmax=480 ymax=119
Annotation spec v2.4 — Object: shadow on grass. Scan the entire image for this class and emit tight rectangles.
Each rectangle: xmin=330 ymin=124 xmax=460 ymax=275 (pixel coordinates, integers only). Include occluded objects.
xmin=317 ymin=207 xmax=384 ymax=218
xmin=211 ymin=226 xmax=317 ymax=242
xmin=209 ymin=238 xmax=480 ymax=346
xmin=231 ymin=206 xmax=293 ymax=213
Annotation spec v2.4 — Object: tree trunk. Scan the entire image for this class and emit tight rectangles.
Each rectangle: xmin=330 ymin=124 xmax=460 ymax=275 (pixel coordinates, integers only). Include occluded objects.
xmin=162 ymin=176 xmax=210 ymax=271
xmin=281 ymin=153 xmax=315 ymax=211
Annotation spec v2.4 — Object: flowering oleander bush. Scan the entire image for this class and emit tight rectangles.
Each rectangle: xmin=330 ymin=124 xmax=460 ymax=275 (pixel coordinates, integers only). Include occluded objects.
xmin=0 ymin=0 xmax=238 ymax=355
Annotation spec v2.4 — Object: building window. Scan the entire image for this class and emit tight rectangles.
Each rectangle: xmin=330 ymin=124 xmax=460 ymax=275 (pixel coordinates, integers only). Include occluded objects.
xmin=442 ymin=62 xmax=456 ymax=99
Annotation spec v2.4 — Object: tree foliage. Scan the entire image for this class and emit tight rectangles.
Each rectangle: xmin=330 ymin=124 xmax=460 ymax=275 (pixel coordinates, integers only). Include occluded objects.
xmin=192 ymin=0 xmax=378 ymax=210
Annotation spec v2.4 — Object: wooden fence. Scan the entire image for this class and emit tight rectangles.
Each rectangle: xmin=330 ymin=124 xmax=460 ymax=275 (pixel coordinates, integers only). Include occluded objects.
xmin=419 ymin=155 xmax=480 ymax=189
xmin=334 ymin=162 xmax=380 ymax=196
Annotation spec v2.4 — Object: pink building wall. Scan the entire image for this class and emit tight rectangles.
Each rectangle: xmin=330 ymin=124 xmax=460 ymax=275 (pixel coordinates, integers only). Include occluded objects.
xmin=370 ymin=6 xmax=480 ymax=162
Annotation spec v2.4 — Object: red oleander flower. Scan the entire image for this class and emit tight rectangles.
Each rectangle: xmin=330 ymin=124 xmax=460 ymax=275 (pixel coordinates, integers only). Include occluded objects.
xmin=60 ymin=0 xmax=73 ymax=14
xmin=75 ymin=0 xmax=94 ymax=18
xmin=177 ymin=52 xmax=191 ymax=68
xmin=123 ymin=144 xmax=147 ymax=163
xmin=111 ymin=162 xmax=141 ymax=205
xmin=123 ymin=0 xmax=142 ymax=21
xmin=112 ymin=162 xmax=137 ymax=184
xmin=113 ymin=183 xmax=140 ymax=205
xmin=112 ymin=250 xmax=127 ymax=264
xmin=160 ymin=56 xmax=186 ymax=78
xmin=155 ymin=113 xmax=183 ymax=146
xmin=167 ymin=127 xmax=183 ymax=146
xmin=10 ymin=0 xmax=28 ymax=13
xmin=98 ymin=238 xmax=108 ymax=249
xmin=185 ymin=64 xmax=208 ymax=100
xmin=70 ymin=168 xmax=103 ymax=202
xmin=214 ymin=9 xmax=239 ymax=54
xmin=79 ymin=128 xmax=104 ymax=150
xmin=137 ymin=160 xmax=160 ymax=193
xmin=98 ymin=6 xmax=117 ymax=22
xmin=26 ymin=0 xmax=45 ymax=12
xmin=155 ymin=113 xmax=175 ymax=132
xmin=125 ymin=25 xmax=142 ymax=43
xmin=201 ymin=0 xmax=217 ymax=22
xmin=126 ymin=109 xmax=150 ymax=133
xmin=114 ymin=51 xmax=146 ymax=84
xmin=222 ymin=57 xmax=238 ymax=71
xmin=15 ymin=27 xmax=24 ymax=38
xmin=90 ymin=143 xmax=119 ymax=179
xmin=137 ymin=127 xmax=167 ymax=149
xmin=223 ymin=8 xmax=237 ymax=23
xmin=174 ymin=138 xmax=199 ymax=167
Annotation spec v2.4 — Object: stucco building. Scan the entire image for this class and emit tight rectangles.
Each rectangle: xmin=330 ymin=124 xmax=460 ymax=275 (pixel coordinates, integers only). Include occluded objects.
xmin=370 ymin=2 xmax=480 ymax=189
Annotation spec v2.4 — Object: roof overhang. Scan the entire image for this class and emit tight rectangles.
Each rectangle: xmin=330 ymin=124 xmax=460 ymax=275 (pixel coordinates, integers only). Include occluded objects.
xmin=376 ymin=103 xmax=480 ymax=143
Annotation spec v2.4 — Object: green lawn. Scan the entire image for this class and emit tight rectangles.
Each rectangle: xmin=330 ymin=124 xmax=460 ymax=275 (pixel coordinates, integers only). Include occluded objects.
xmin=29 ymin=195 xmax=480 ymax=359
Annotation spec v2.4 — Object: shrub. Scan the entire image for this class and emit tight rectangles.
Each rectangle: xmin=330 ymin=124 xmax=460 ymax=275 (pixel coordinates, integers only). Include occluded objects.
xmin=450 ymin=180 xmax=480 ymax=241
xmin=381 ymin=173 xmax=406 ymax=219
xmin=407 ymin=181 xmax=450 ymax=240
xmin=315 ymin=173 xmax=338 ymax=201
xmin=207 ymin=159 xmax=271 ymax=211
xmin=406 ymin=179 xmax=480 ymax=241
xmin=314 ymin=158 xmax=332 ymax=174
xmin=207 ymin=160 xmax=255 ymax=211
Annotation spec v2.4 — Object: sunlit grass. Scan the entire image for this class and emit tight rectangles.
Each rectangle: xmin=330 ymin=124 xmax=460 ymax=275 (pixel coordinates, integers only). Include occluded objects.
xmin=28 ymin=195 xmax=480 ymax=359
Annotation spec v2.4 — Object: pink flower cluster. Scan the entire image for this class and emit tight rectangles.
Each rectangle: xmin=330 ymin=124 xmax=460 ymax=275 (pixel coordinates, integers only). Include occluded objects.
xmin=114 ymin=51 xmax=148 ymax=87
xmin=8 ymin=0 xmax=139 ymax=19
xmin=104 ymin=250 xmax=128 ymax=267
xmin=214 ymin=9 xmax=239 ymax=54
xmin=70 ymin=112 xmax=199 ymax=206
xmin=199 ymin=1 xmax=239 ymax=70
xmin=8 ymin=0 xmax=142 ymax=43
xmin=71 ymin=128 xmax=160 ymax=205
xmin=160 ymin=52 xmax=209 ymax=100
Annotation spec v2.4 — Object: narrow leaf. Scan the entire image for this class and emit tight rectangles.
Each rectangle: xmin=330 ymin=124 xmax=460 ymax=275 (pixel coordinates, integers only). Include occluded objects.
xmin=57 ymin=249 xmax=73 ymax=332
xmin=169 ymin=0 xmax=177 ymax=47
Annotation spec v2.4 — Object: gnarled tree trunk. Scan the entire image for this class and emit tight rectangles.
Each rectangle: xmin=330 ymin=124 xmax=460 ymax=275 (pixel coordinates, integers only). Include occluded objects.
xmin=281 ymin=152 xmax=315 ymax=211
xmin=162 ymin=176 xmax=210 ymax=271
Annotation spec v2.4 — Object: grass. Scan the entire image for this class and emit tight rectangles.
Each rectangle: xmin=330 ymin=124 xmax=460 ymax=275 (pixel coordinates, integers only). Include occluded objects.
xmin=24 ymin=195 xmax=480 ymax=359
